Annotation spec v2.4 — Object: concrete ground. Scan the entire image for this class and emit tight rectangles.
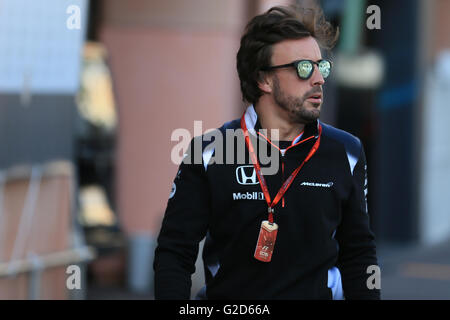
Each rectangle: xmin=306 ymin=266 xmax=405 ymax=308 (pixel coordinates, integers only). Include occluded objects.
xmin=377 ymin=239 xmax=450 ymax=299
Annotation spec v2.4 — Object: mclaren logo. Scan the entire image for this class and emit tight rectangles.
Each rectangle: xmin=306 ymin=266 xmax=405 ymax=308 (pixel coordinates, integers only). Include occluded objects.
xmin=235 ymin=165 xmax=258 ymax=185
xmin=300 ymin=181 xmax=334 ymax=188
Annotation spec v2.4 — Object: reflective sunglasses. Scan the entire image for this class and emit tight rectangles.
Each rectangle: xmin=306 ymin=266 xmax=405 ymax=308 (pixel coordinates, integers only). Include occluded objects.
xmin=262 ymin=59 xmax=332 ymax=80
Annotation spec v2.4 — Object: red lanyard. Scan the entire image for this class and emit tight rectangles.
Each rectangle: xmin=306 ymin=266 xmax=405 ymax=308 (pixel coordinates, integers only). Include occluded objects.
xmin=240 ymin=113 xmax=322 ymax=223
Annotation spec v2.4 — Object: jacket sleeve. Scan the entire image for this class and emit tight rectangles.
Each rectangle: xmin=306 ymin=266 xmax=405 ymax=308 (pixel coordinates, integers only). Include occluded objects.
xmin=335 ymin=143 xmax=381 ymax=300
xmin=153 ymin=137 xmax=211 ymax=299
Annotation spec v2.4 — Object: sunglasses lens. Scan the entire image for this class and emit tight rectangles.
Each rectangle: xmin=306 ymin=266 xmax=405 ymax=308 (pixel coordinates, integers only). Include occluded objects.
xmin=297 ymin=61 xmax=313 ymax=79
xmin=319 ymin=60 xmax=331 ymax=78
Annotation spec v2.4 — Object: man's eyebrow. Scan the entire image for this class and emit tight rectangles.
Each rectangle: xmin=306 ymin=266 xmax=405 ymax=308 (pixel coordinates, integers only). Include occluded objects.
xmin=293 ymin=58 xmax=323 ymax=62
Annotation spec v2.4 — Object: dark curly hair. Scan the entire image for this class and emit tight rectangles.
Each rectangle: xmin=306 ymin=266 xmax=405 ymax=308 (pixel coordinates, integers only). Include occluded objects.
xmin=236 ymin=5 xmax=339 ymax=105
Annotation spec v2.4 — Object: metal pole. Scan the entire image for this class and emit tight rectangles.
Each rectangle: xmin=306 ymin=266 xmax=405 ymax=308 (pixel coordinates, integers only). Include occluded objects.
xmin=340 ymin=0 xmax=366 ymax=55
xmin=27 ymin=253 xmax=44 ymax=300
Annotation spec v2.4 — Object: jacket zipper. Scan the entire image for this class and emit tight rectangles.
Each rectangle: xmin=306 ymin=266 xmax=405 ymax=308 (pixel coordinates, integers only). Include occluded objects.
xmin=281 ymin=153 xmax=285 ymax=208
xmin=279 ymin=136 xmax=314 ymax=208
xmin=258 ymin=132 xmax=315 ymax=209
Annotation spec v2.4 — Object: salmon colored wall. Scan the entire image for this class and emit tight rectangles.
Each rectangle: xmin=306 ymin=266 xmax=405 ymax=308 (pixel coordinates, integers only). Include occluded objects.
xmin=434 ymin=0 xmax=450 ymax=55
xmin=99 ymin=0 xmax=246 ymax=235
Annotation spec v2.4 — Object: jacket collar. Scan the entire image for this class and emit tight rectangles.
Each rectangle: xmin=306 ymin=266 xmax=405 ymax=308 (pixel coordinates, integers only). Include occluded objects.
xmin=244 ymin=105 xmax=320 ymax=144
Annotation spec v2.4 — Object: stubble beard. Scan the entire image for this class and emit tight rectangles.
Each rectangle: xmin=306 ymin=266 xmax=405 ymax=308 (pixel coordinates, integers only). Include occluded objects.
xmin=272 ymin=76 xmax=321 ymax=124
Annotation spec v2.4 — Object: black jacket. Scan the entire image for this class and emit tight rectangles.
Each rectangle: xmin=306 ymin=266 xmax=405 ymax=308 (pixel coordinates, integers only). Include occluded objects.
xmin=154 ymin=106 xmax=380 ymax=300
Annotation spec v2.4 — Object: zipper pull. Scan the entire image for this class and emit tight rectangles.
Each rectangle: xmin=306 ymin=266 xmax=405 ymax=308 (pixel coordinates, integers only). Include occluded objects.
xmin=281 ymin=161 xmax=285 ymax=208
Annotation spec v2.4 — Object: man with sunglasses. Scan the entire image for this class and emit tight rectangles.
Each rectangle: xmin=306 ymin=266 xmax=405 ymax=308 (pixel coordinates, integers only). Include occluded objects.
xmin=154 ymin=5 xmax=380 ymax=300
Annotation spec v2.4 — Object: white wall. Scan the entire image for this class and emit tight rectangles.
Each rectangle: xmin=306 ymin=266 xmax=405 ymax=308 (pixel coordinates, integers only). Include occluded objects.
xmin=420 ymin=51 xmax=450 ymax=245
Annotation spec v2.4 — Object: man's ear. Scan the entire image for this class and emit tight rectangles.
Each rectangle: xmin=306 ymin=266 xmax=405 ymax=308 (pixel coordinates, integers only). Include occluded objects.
xmin=257 ymin=71 xmax=273 ymax=94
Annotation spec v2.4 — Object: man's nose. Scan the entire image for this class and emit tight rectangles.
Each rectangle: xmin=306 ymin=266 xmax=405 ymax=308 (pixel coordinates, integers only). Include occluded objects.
xmin=310 ymin=65 xmax=325 ymax=86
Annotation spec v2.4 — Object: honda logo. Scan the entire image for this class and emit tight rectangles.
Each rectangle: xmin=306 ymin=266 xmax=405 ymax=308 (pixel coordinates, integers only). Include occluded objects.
xmin=236 ymin=165 xmax=258 ymax=185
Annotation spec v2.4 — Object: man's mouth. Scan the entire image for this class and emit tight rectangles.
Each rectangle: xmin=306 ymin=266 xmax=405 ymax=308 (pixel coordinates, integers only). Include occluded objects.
xmin=306 ymin=93 xmax=322 ymax=104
